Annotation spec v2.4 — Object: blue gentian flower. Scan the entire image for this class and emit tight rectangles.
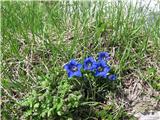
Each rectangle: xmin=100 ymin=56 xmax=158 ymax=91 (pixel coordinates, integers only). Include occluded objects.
xmin=98 ymin=52 xmax=110 ymax=61
xmin=64 ymin=59 xmax=82 ymax=78
xmin=95 ymin=60 xmax=110 ymax=78
xmin=84 ymin=57 xmax=97 ymax=71
xmin=108 ymin=74 xmax=117 ymax=80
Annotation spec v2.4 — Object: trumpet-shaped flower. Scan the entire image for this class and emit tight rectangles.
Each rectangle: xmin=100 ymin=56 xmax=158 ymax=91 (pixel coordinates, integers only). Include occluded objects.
xmin=64 ymin=59 xmax=82 ymax=78
xmin=84 ymin=57 xmax=97 ymax=71
xmin=98 ymin=52 xmax=110 ymax=61
xmin=108 ymin=74 xmax=117 ymax=80
xmin=95 ymin=60 xmax=110 ymax=78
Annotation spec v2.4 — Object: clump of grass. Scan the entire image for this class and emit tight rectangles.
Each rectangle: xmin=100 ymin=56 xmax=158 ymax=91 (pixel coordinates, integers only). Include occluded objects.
xmin=1 ymin=1 xmax=160 ymax=119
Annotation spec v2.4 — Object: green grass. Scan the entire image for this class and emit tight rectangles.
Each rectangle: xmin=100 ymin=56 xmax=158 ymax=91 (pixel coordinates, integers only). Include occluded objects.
xmin=1 ymin=1 xmax=160 ymax=119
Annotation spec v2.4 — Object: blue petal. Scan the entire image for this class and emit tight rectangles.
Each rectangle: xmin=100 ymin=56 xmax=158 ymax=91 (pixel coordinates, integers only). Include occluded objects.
xmin=106 ymin=56 xmax=111 ymax=60
xmin=84 ymin=66 xmax=88 ymax=70
xmin=95 ymin=71 xmax=107 ymax=78
xmin=64 ymin=64 xmax=69 ymax=70
xmin=108 ymin=74 xmax=117 ymax=80
xmin=98 ymin=52 xmax=110 ymax=61
xmin=89 ymin=57 xmax=94 ymax=62
xmin=68 ymin=71 xmax=74 ymax=78
xmin=92 ymin=63 xmax=97 ymax=69
xmin=100 ymin=60 xmax=107 ymax=67
xmin=95 ymin=72 xmax=102 ymax=77
xmin=102 ymin=74 xmax=107 ymax=78
xmin=95 ymin=71 xmax=99 ymax=76
xmin=70 ymin=59 xmax=78 ymax=65
xmin=74 ymin=71 xmax=82 ymax=77
xmin=104 ymin=66 xmax=110 ymax=73
xmin=95 ymin=62 xmax=100 ymax=68
xmin=77 ymin=63 xmax=82 ymax=70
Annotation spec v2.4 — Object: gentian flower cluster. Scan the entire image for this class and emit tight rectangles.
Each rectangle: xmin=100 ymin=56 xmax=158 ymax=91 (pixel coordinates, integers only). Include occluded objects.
xmin=64 ymin=52 xmax=116 ymax=80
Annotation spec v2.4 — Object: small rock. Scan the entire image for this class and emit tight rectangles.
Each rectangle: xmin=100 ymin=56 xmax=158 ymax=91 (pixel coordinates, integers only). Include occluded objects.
xmin=134 ymin=111 xmax=160 ymax=120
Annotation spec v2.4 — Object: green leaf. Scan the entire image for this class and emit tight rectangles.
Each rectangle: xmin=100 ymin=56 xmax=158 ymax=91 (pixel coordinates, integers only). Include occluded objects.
xmin=41 ymin=80 xmax=49 ymax=87
xmin=34 ymin=103 xmax=39 ymax=108
xmin=56 ymin=99 xmax=63 ymax=111
xmin=24 ymin=110 xmax=32 ymax=117
xmin=57 ymin=111 xmax=62 ymax=116
xmin=47 ymin=108 xmax=54 ymax=117
xmin=1 ymin=79 xmax=11 ymax=88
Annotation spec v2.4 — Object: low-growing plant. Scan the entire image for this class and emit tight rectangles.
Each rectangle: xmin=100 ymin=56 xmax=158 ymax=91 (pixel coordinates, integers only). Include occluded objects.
xmin=19 ymin=78 xmax=82 ymax=119
xmin=19 ymin=52 xmax=118 ymax=119
xmin=64 ymin=52 xmax=117 ymax=102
